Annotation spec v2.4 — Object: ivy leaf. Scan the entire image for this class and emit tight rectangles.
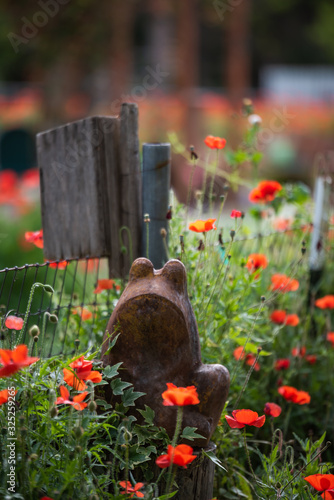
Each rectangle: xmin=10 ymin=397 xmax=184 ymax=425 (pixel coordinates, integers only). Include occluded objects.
xmin=122 ymin=387 xmax=145 ymax=407
xmin=103 ymin=362 xmax=123 ymax=379
xmin=110 ymin=378 xmax=132 ymax=396
xmin=180 ymin=427 xmax=205 ymax=441
xmin=137 ymin=405 xmax=155 ymax=425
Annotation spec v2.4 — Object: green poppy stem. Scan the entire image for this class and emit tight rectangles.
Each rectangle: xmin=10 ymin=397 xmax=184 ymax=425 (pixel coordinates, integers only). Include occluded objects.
xmin=243 ymin=427 xmax=256 ymax=479
xmin=165 ymin=405 xmax=184 ymax=495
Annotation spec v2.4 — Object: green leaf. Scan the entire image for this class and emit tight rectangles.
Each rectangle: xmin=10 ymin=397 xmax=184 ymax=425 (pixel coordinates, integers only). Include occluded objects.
xmin=95 ymin=399 xmax=112 ymax=410
xmin=180 ymin=427 xmax=205 ymax=441
xmin=122 ymin=387 xmax=145 ymax=407
xmin=137 ymin=405 xmax=155 ymax=425
xmin=110 ymin=378 xmax=133 ymax=396
xmin=103 ymin=362 xmax=123 ymax=379
xmin=203 ymin=450 xmax=227 ymax=471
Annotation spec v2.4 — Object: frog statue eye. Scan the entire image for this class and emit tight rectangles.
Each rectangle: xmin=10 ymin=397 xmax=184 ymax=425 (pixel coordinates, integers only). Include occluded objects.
xmin=129 ymin=258 xmax=154 ymax=282
xmin=160 ymin=259 xmax=186 ymax=295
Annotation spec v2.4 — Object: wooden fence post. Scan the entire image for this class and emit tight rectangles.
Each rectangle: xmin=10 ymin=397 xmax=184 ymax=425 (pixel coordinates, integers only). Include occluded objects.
xmin=37 ymin=103 xmax=141 ymax=278
xmin=142 ymin=143 xmax=171 ymax=269
xmin=309 ymin=170 xmax=332 ymax=292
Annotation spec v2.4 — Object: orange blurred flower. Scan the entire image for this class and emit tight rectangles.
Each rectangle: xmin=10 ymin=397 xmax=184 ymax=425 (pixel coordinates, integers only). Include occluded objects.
xmin=249 ymin=180 xmax=282 ymax=204
xmin=48 ymin=260 xmax=68 ymax=270
xmin=304 ymin=474 xmax=334 ymax=498
xmin=233 ymin=346 xmax=260 ymax=370
xmin=119 ymin=480 xmax=144 ymax=498
xmin=156 ymin=444 xmax=196 ymax=469
xmin=225 ymin=409 xmax=266 ymax=429
xmin=315 ymin=295 xmax=334 ymax=309
xmin=278 ymin=385 xmax=311 ymax=405
xmin=162 ymin=383 xmax=199 ymax=406
xmin=25 ymin=229 xmax=43 ymax=249
xmin=0 ymin=389 xmax=17 ymax=405
xmin=264 ymin=402 xmax=282 ymax=417
xmin=291 ymin=346 xmax=306 ymax=358
xmin=270 ymin=274 xmax=299 ymax=293
xmin=327 ymin=332 xmax=334 ymax=346
xmin=245 ymin=353 xmax=260 ymax=371
xmin=272 ymin=218 xmax=293 ymax=232
xmin=246 ymin=253 xmax=268 ymax=273
xmin=56 ymin=385 xmax=88 ymax=411
xmin=270 ymin=310 xmax=299 ymax=326
xmin=72 ymin=307 xmax=92 ymax=321
xmin=188 ymin=218 xmax=217 ymax=233
xmin=274 ymin=358 xmax=290 ymax=370
xmin=93 ymin=279 xmax=120 ymax=294
xmin=233 ymin=346 xmax=245 ymax=361
xmin=230 ymin=209 xmax=242 ymax=218
xmin=0 ymin=345 xmax=39 ymax=378
xmin=5 ymin=315 xmax=24 ymax=330
xmin=204 ymin=135 xmax=226 ymax=149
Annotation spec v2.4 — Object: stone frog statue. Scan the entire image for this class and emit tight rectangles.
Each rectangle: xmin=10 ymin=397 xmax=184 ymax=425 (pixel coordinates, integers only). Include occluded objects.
xmin=101 ymin=258 xmax=230 ymax=448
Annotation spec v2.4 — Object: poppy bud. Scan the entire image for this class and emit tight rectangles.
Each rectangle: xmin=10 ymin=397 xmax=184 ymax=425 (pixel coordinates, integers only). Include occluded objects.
xmin=88 ymin=400 xmax=97 ymax=412
xmin=301 ymin=246 xmax=306 ymax=255
xmin=43 ymin=285 xmax=54 ymax=294
xmin=29 ymin=453 xmax=38 ymax=461
xmin=230 ymin=230 xmax=235 ymax=240
xmin=195 ymin=190 xmax=202 ymax=200
xmin=121 ymin=245 xmax=127 ymax=254
xmin=74 ymin=426 xmax=84 ymax=439
xmin=144 ymin=213 xmax=150 ymax=223
xmin=75 ymin=445 xmax=82 ymax=454
xmin=33 ymin=335 xmax=39 ymax=342
xmin=179 ymin=234 xmax=184 ymax=245
xmin=241 ymin=211 xmax=245 ymax=219
xmin=29 ymin=325 xmax=40 ymax=337
xmin=50 ymin=406 xmax=58 ymax=418
xmin=160 ymin=228 xmax=167 ymax=238
xmin=74 ymin=339 xmax=80 ymax=349
xmin=189 ymin=145 xmax=198 ymax=160
xmin=261 ymin=296 xmax=266 ymax=302
xmin=197 ymin=240 xmax=205 ymax=251
xmin=220 ymin=195 xmax=225 ymax=202
xmin=49 ymin=314 xmax=58 ymax=324
xmin=223 ymin=184 xmax=230 ymax=193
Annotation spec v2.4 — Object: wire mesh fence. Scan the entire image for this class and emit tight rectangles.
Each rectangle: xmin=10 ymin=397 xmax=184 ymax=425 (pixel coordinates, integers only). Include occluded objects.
xmin=0 ymin=224 xmax=316 ymax=358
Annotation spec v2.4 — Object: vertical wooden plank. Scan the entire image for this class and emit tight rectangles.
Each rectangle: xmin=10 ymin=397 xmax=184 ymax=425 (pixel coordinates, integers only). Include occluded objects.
xmin=119 ymin=103 xmax=142 ymax=274
xmin=37 ymin=116 xmax=116 ymax=263
xmin=142 ymin=143 xmax=171 ymax=268
xmin=309 ymin=174 xmax=331 ymax=271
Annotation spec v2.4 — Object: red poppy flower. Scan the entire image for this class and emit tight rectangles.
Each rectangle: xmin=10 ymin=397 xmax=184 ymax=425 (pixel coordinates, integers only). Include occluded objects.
xmin=188 ymin=218 xmax=217 ymax=233
xmin=63 ymin=356 xmax=102 ymax=391
xmin=322 ymin=491 xmax=334 ymax=499
xmin=233 ymin=346 xmax=245 ymax=361
xmin=0 ymin=389 xmax=17 ymax=405
xmin=305 ymin=354 xmax=317 ymax=364
xmin=40 ymin=497 xmax=54 ymax=500
xmin=246 ymin=253 xmax=268 ymax=273
xmin=55 ymin=385 xmax=88 ymax=411
xmin=162 ymin=383 xmax=199 ymax=406
xmin=204 ymin=135 xmax=226 ymax=149
xmin=270 ymin=274 xmax=299 ymax=293
xmin=245 ymin=353 xmax=260 ymax=371
xmin=225 ymin=409 xmax=266 ymax=429
xmin=315 ymin=295 xmax=334 ymax=309
xmin=264 ymin=402 xmax=282 ymax=417
xmin=25 ymin=229 xmax=43 ymax=249
xmin=274 ymin=359 xmax=290 ymax=370
xmin=156 ymin=444 xmax=196 ymax=469
xmin=93 ymin=279 xmax=120 ymax=294
xmin=286 ymin=314 xmax=299 ymax=326
xmin=230 ymin=209 xmax=242 ymax=218
xmin=327 ymin=332 xmax=334 ymax=346
xmin=291 ymin=346 xmax=306 ymax=358
xmin=278 ymin=385 xmax=311 ymax=405
xmin=119 ymin=480 xmax=145 ymax=498
xmin=5 ymin=315 xmax=24 ymax=330
xmin=0 ymin=170 xmax=18 ymax=191
xmin=72 ymin=307 xmax=92 ymax=321
xmin=249 ymin=180 xmax=282 ymax=204
xmin=49 ymin=260 xmax=68 ymax=270
xmin=0 ymin=345 xmax=39 ymax=378
xmin=21 ymin=168 xmax=40 ymax=189
xmin=304 ymin=474 xmax=334 ymax=495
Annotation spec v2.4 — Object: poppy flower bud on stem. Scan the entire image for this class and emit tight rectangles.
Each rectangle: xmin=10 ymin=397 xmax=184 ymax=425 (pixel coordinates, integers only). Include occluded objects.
xmin=48 ymin=314 xmax=58 ymax=324
xmin=75 ymin=339 xmax=80 ymax=350
xmin=88 ymin=400 xmax=97 ymax=412
xmin=29 ymin=325 xmax=40 ymax=337
xmin=230 ymin=230 xmax=235 ymax=241
xmin=50 ymin=405 xmax=58 ymax=418
xmin=43 ymin=285 xmax=54 ymax=294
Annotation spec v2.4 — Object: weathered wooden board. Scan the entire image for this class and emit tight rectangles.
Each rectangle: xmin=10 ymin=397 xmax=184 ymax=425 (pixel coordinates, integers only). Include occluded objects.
xmin=37 ymin=104 xmax=142 ymax=277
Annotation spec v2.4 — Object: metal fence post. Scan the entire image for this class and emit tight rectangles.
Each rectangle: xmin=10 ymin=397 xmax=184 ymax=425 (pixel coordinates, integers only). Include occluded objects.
xmin=142 ymin=143 xmax=171 ymax=269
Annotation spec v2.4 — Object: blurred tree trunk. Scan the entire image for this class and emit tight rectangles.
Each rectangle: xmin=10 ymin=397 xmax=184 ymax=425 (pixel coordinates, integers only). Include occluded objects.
xmin=109 ymin=0 xmax=136 ymax=113
xmin=225 ymin=0 xmax=252 ymax=108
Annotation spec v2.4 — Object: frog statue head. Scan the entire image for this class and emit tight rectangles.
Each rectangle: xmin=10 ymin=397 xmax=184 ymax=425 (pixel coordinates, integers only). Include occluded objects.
xmin=101 ymin=258 xmax=230 ymax=447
